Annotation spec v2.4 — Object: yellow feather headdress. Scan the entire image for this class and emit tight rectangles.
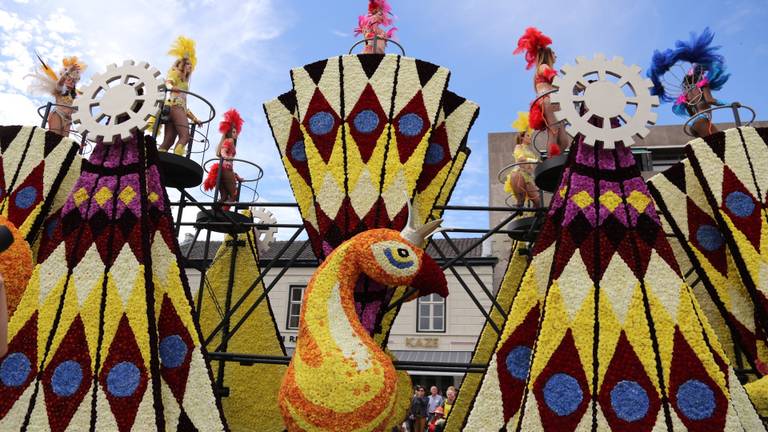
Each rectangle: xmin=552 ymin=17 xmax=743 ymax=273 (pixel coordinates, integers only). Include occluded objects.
xmin=168 ymin=35 xmax=197 ymax=70
xmin=512 ymin=111 xmax=531 ymax=134
xmin=62 ymin=56 xmax=87 ymax=73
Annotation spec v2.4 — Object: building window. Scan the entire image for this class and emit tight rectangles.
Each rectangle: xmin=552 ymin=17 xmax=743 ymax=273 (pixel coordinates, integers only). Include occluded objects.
xmin=417 ymin=293 xmax=445 ymax=332
xmin=286 ymin=285 xmax=306 ymax=330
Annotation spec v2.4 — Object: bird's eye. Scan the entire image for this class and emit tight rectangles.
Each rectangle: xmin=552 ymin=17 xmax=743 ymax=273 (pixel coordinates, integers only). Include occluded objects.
xmin=371 ymin=241 xmax=419 ymax=277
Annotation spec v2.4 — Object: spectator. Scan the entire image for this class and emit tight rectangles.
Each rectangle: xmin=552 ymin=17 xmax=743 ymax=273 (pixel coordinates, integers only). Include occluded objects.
xmin=427 ymin=386 xmax=444 ymax=422
xmin=408 ymin=386 xmax=428 ymax=432
xmin=427 ymin=406 xmax=446 ymax=432
xmin=443 ymin=386 xmax=457 ymax=417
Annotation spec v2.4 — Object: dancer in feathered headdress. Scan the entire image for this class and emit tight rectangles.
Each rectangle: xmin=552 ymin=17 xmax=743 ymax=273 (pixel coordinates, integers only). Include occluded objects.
xmin=27 ymin=54 xmax=87 ymax=137
xmin=159 ymin=35 xmax=202 ymax=155
xmin=354 ymin=0 xmax=397 ymax=54
xmin=514 ymin=27 xmax=569 ymax=157
xmin=505 ymin=111 xmax=542 ymax=207
xmin=647 ymin=28 xmax=730 ymax=137
xmin=203 ymin=109 xmax=245 ymax=211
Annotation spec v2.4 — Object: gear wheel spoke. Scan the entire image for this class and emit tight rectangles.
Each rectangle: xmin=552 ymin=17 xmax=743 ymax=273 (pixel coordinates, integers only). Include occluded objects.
xmin=551 ymin=53 xmax=659 ymax=148
xmin=73 ymin=59 xmax=165 ymax=144
xmin=250 ymin=207 xmax=278 ymax=252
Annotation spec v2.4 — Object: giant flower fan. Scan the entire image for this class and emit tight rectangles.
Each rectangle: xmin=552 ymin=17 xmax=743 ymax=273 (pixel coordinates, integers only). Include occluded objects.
xmin=199 ymin=211 xmax=288 ymax=431
xmin=464 ymin=138 xmax=763 ymax=431
xmin=0 ymin=126 xmax=82 ymax=256
xmin=0 ymin=133 xmax=226 ymax=431
xmin=443 ymin=240 xmax=531 ymax=431
xmin=264 ymin=53 xmax=478 ymax=337
xmin=648 ymin=144 xmax=768 ymax=379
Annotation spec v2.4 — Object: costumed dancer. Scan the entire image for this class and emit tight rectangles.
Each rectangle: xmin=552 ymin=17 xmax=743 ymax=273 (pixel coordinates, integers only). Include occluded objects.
xmin=354 ymin=0 xmax=397 ymax=54
xmin=27 ymin=55 xmax=86 ymax=137
xmin=504 ymin=111 xmax=542 ymax=207
xmin=203 ymin=109 xmax=245 ymax=211
xmin=648 ymin=27 xmax=729 ymax=138
xmin=514 ymin=27 xmax=569 ymax=157
xmin=159 ymin=35 xmax=202 ymax=155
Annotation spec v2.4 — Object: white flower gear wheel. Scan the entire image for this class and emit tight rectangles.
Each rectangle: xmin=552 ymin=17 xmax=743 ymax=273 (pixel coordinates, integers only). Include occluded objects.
xmin=551 ymin=54 xmax=659 ymax=148
xmin=251 ymin=207 xmax=278 ymax=251
xmin=73 ymin=60 xmax=165 ymax=144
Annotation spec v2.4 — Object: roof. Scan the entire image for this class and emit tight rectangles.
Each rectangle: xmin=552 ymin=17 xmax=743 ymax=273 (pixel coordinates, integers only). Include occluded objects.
xmin=180 ymin=237 xmax=489 ymax=263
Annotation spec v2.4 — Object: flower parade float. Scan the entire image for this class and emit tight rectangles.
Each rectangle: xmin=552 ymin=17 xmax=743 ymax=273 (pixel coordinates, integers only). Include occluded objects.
xmin=278 ymin=221 xmax=448 ymax=431
xmin=262 ymin=44 xmax=478 ymax=430
xmin=649 ymin=127 xmax=768 ymax=416
xmin=264 ymin=54 xmax=477 ymax=342
xmin=463 ymin=55 xmax=764 ymax=431
xmin=0 ymin=61 xmax=227 ymax=431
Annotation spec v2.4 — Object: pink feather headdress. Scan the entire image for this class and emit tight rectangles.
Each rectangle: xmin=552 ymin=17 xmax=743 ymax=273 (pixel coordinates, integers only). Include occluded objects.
xmin=219 ymin=109 xmax=244 ymax=135
xmin=514 ymin=27 xmax=553 ymax=70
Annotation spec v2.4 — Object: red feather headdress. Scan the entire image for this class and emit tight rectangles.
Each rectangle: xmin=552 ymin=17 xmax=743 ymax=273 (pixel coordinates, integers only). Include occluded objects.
xmin=219 ymin=108 xmax=244 ymax=134
xmin=514 ymin=27 xmax=553 ymax=70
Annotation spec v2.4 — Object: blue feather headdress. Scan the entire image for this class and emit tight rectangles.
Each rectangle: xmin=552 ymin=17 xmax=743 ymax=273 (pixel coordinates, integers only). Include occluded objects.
xmin=647 ymin=27 xmax=730 ymax=116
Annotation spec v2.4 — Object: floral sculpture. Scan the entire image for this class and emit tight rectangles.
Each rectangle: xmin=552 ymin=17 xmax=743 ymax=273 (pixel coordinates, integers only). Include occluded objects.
xmin=650 ymin=127 xmax=768 ymax=414
xmin=464 ymin=137 xmax=763 ymax=431
xmin=0 ymin=126 xmax=82 ymax=255
xmin=199 ymin=210 xmax=288 ymax=431
xmin=264 ymin=54 xmax=477 ymax=345
xmin=0 ymin=133 xmax=226 ymax=431
xmin=442 ymin=240 xmax=531 ymax=431
xmin=278 ymin=213 xmax=448 ymax=431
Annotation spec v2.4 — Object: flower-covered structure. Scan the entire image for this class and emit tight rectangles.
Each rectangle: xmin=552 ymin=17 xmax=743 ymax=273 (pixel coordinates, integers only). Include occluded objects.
xmin=0 ymin=134 xmax=226 ymax=431
xmin=464 ymin=138 xmax=763 ymax=431
xmin=443 ymin=240 xmax=531 ymax=431
xmin=264 ymin=53 xmax=478 ymax=341
xmin=0 ymin=126 xmax=82 ymax=256
xmin=199 ymin=212 xmax=288 ymax=431
xmin=649 ymin=127 xmax=768 ymax=413
xmin=278 ymin=228 xmax=448 ymax=432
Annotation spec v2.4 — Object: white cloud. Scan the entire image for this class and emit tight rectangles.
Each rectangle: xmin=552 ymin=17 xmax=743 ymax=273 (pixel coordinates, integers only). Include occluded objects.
xmin=0 ymin=93 xmax=42 ymax=125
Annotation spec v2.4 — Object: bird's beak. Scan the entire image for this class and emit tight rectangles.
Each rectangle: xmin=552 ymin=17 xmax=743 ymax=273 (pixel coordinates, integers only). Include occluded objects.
xmin=408 ymin=254 xmax=448 ymax=299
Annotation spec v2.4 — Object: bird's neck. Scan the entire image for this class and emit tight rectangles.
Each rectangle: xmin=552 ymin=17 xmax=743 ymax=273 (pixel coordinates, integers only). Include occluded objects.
xmin=298 ymin=244 xmax=377 ymax=366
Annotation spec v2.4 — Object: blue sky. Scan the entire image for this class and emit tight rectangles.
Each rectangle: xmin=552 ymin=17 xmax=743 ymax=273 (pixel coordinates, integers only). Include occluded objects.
xmin=1 ymin=0 xmax=766 ymax=240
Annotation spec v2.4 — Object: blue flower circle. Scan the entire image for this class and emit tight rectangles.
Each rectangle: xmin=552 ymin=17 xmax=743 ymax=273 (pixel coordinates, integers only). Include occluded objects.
xmin=725 ymin=191 xmax=755 ymax=218
xmin=290 ymin=140 xmax=307 ymax=162
xmin=695 ymin=225 xmax=724 ymax=251
xmin=159 ymin=335 xmax=188 ymax=369
xmin=106 ymin=361 xmax=141 ymax=398
xmin=424 ymin=143 xmax=445 ymax=165
xmin=0 ymin=352 xmax=32 ymax=387
xmin=398 ymin=113 xmax=424 ymax=137
xmin=505 ymin=346 xmax=532 ymax=381
xmin=677 ymin=379 xmax=715 ymax=421
xmin=610 ymin=380 xmax=650 ymax=422
xmin=308 ymin=112 xmax=335 ymax=136
xmin=51 ymin=360 xmax=83 ymax=397
xmin=14 ymin=186 xmax=37 ymax=210
xmin=353 ymin=109 xmax=379 ymax=134
xmin=543 ymin=373 xmax=583 ymax=416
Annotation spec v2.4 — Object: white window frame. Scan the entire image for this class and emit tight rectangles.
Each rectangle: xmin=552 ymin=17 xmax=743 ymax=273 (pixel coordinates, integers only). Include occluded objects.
xmin=286 ymin=285 xmax=306 ymax=330
xmin=417 ymin=293 xmax=446 ymax=333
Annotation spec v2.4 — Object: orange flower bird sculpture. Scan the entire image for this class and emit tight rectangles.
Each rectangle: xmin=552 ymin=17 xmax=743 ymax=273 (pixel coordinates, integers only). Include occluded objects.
xmin=279 ymin=215 xmax=447 ymax=431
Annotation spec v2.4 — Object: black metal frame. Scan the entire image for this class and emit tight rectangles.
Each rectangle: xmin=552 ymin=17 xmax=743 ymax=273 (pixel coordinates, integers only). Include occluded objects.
xmin=171 ymin=193 xmax=541 ymax=388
